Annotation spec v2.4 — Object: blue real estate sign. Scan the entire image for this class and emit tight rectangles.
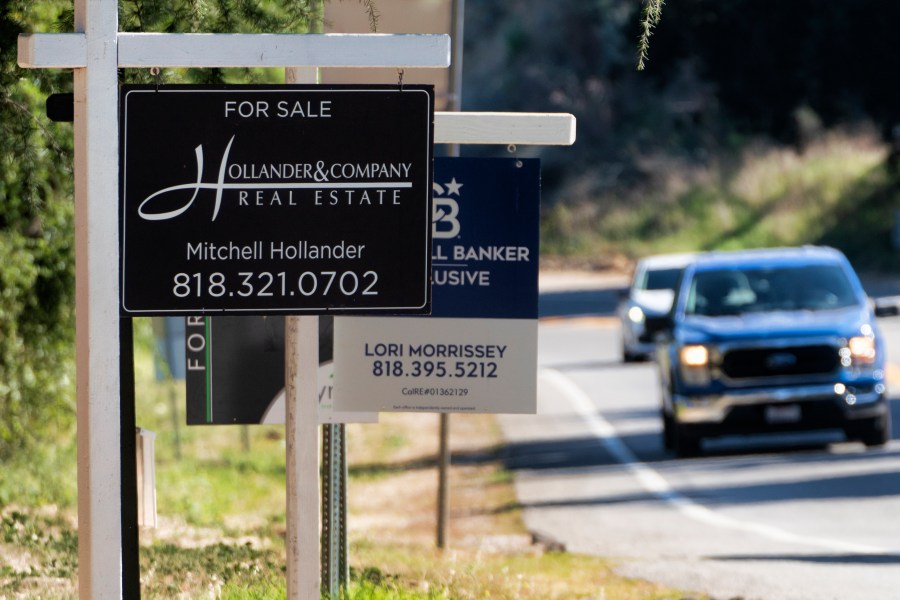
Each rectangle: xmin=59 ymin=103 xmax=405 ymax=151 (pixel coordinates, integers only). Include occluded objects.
xmin=429 ymin=158 xmax=539 ymax=319
xmin=334 ymin=157 xmax=540 ymax=414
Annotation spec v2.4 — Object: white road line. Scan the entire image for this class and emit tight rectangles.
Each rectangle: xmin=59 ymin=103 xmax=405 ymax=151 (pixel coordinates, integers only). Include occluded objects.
xmin=541 ymin=367 xmax=891 ymax=555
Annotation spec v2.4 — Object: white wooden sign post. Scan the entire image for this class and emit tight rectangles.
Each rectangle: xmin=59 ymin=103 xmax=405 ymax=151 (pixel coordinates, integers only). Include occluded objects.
xmin=18 ymin=3 xmax=574 ymax=599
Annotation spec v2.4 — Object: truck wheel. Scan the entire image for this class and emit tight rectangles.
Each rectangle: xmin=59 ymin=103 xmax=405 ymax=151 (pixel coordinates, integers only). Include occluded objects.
xmin=855 ymin=413 xmax=892 ymax=448
xmin=674 ymin=424 xmax=701 ymax=458
xmin=662 ymin=412 xmax=675 ymax=450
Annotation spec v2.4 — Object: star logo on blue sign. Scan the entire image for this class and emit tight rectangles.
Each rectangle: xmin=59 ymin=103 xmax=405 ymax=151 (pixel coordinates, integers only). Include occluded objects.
xmin=444 ymin=178 xmax=463 ymax=196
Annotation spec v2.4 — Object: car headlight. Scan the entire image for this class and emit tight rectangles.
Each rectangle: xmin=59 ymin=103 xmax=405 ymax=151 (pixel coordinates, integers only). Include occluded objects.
xmin=679 ymin=345 xmax=711 ymax=385
xmin=627 ymin=306 xmax=645 ymax=323
xmin=680 ymin=345 xmax=709 ymax=367
xmin=845 ymin=336 xmax=876 ymax=365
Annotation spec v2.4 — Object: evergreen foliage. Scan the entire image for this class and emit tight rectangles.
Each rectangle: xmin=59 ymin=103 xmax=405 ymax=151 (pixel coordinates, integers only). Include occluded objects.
xmin=0 ymin=1 xmax=76 ymax=460
xmin=637 ymin=0 xmax=665 ymax=70
xmin=115 ymin=0 xmax=321 ymax=84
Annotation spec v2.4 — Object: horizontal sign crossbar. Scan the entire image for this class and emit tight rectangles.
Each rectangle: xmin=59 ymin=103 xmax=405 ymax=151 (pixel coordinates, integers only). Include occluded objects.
xmin=17 ymin=33 xmax=85 ymax=69
xmin=435 ymin=112 xmax=576 ymax=146
xmin=18 ymin=32 xmax=450 ymax=69
xmin=118 ymin=33 xmax=450 ymax=68
xmin=39 ymin=90 xmax=577 ymax=146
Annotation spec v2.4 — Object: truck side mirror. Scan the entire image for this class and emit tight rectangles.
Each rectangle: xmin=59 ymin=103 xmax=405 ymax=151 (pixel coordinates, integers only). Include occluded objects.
xmin=644 ymin=315 xmax=673 ymax=341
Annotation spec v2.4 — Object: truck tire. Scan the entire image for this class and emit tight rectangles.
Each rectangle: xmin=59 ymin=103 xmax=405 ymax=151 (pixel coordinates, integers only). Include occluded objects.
xmin=853 ymin=412 xmax=892 ymax=448
xmin=674 ymin=424 xmax=701 ymax=458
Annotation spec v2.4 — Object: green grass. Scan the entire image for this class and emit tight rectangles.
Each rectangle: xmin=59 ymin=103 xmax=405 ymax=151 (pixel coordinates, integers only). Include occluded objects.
xmin=142 ymin=542 xmax=285 ymax=599
xmin=0 ymin=324 xmax=707 ymax=598
xmin=0 ymin=442 xmax=77 ymax=509
xmin=0 ymin=510 xmax=78 ymax=599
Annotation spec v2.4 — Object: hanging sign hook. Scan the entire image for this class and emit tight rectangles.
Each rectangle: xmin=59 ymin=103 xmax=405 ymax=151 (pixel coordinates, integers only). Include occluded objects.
xmin=149 ymin=67 xmax=161 ymax=92
xmin=507 ymin=143 xmax=523 ymax=168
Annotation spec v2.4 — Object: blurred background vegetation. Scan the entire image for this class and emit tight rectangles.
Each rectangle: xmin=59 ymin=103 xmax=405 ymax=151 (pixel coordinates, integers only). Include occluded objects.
xmin=462 ymin=0 xmax=900 ymax=269
xmin=3 ymin=0 xmax=900 ymax=594
xmin=1 ymin=1 xmax=76 ymax=502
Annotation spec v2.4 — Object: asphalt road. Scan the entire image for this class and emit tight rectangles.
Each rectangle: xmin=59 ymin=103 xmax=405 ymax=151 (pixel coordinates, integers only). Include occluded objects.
xmin=498 ymin=276 xmax=900 ymax=600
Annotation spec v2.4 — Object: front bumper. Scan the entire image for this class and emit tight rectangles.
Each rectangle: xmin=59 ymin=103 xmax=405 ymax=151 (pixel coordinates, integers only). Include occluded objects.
xmin=674 ymin=382 xmax=887 ymax=427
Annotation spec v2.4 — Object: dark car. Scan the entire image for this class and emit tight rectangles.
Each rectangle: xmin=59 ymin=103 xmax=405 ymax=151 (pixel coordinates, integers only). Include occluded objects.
xmin=656 ymin=246 xmax=892 ymax=457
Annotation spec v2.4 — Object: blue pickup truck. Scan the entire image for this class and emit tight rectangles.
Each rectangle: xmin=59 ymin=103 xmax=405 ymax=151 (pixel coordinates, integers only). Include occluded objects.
xmin=655 ymin=246 xmax=892 ymax=457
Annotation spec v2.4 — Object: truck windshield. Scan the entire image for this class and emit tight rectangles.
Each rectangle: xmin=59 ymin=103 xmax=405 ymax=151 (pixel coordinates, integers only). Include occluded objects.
xmin=685 ymin=264 xmax=858 ymax=316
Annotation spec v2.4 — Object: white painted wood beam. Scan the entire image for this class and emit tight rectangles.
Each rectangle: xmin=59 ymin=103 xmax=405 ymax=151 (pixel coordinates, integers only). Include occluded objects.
xmin=18 ymin=33 xmax=86 ymax=68
xmin=73 ymin=0 xmax=121 ymax=598
xmin=283 ymin=65 xmax=321 ymax=600
xmin=18 ymin=33 xmax=450 ymax=69
xmin=118 ymin=33 xmax=449 ymax=68
xmin=435 ymin=111 xmax=577 ymax=146
xmin=285 ymin=316 xmax=320 ymax=600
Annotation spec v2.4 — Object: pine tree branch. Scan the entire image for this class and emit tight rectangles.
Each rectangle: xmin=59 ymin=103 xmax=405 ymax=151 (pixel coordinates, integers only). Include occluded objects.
xmin=637 ymin=0 xmax=665 ymax=71
xmin=0 ymin=95 xmax=68 ymax=162
xmin=359 ymin=0 xmax=378 ymax=33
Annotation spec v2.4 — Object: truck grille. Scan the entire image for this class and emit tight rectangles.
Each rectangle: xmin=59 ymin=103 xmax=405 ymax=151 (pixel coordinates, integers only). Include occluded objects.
xmin=720 ymin=345 xmax=839 ymax=379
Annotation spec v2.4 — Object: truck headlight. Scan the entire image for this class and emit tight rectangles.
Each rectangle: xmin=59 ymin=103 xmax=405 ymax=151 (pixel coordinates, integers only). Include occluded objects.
xmin=680 ymin=345 xmax=709 ymax=367
xmin=679 ymin=345 xmax=711 ymax=385
xmin=845 ymin=336 xmax=876 ymax=365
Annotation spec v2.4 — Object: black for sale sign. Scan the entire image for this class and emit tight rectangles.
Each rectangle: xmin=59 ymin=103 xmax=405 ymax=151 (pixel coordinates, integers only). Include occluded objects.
xmin=119 ymin=84 xmax=434 ymax=315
